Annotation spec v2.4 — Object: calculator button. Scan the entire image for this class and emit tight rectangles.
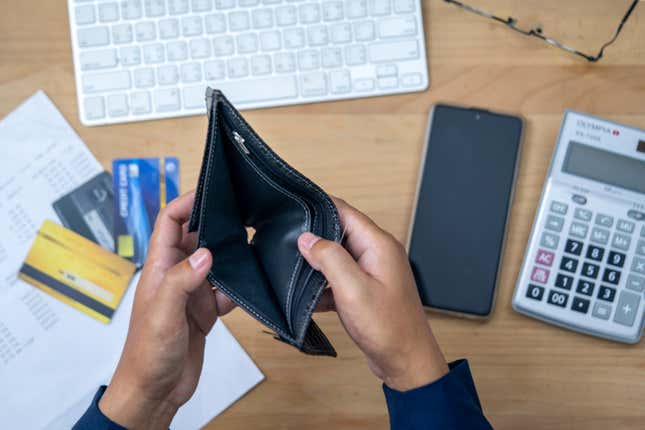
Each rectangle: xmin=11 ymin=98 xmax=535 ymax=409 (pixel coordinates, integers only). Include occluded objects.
xmin=555 ymin=274 xmax=574 ymax=290
xmin=535 ymin=249 xmax=554 ymax=266
xmin=574 ymin=207 xmax=592 ymax=221
xmin=636 ymin=240 xmax=645 ymax=256
xmin=547 ymin=290 xmax=569 ymax=308
xmin=607 ymin=250 xmax=625 ymax=267
xmin=627 ymin=209 xmax=645 ymax=221
xmin=564 ymin=239 xmax=583 ymax=256
xmin=540 ymin=232 xmax=560 ymax=249
xmin=545 ymin=215 xmax=564 ymax=232
xmin=569 ymin=222 xmax=588 ymax=239
xmin=530 ymin=266 xmax=550 ymax=284
xmin=641 ymin=225 xmax=645 ymax=237
xmin=586 ymin=245 xmax=604 ymax=262
xmin=571 ymin=194 xmax=587 ymax=205
xmin=571 ymin=297 xmax=590 ymax=314
xmin=550 ymin=201 xmax=568 ymax=215
xmin=631 ymin=257 xmax=645 ymax=275
xmin=602 ymin=268 xmax=621 ymax=285
xmin=560 ymin=256 xmax=578 ymax=273
xmin=597 ymin=286 xmax=616 ymax=302
xmin=613 ymin=290 xmax=641 ymax=327
xmin=590 ymin=227 xmax=610 ymax=245
xmin=581 ymin=262 xmax=600 ymax=279
xmin=575 ymin=280 xmax=594 ymax=296
xmin=616 ymin=219 xmax=635 ymax=233
xmin=595 ymin=213 xmax=614 ymax=228
xmin=592 ymin=302 xmax=612 ymax=320
xmin=526 ymin=284 xmax=545 ymax=301
xmin=611 ymin=233 xmax=631 ymax=251
xmin=626 ymin=274 xmax=645 ymax=293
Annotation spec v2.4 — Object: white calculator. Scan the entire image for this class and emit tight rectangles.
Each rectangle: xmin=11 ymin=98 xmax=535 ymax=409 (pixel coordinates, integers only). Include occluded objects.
xmin=513 ymin=111 xmax=645 ymax=343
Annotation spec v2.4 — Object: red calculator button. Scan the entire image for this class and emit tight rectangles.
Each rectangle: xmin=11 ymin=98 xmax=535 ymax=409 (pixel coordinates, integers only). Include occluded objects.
xmin=535 ymin=249 xmax=555 ymax=266
xmin=530 ymin=266 xmax=550 ymax=284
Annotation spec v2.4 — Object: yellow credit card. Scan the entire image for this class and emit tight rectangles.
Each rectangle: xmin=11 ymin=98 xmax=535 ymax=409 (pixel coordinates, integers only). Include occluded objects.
xmin=19 ymin=220 xmax=137 ymax=323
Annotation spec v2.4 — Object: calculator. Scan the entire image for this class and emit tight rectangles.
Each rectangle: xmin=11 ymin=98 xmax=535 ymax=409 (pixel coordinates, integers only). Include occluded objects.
xmin=513 ymin=111 xmax=645 ymax=343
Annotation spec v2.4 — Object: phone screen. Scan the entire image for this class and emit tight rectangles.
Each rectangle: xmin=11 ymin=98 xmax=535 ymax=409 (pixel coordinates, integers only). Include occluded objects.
xmin=408 ymin=105 xmax=523 ymax=316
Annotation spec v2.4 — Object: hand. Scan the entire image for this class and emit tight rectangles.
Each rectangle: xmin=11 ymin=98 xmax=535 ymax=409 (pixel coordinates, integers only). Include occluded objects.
xmin=99 ymin=191 xmax=235 ymax=429
xmin=298 ymin=198 xmax=449 ymax=391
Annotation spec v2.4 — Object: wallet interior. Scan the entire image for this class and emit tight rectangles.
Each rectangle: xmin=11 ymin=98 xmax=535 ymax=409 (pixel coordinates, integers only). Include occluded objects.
xmin=189 ymin=89 xmax=340 ymax=355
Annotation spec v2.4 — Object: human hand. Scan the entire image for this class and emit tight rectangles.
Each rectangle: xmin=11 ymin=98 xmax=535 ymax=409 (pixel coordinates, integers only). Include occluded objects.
xmin=99 ymin=191 xmax=235 ymax=429
xmin=298 ymin=198 xmax=448 ymax=391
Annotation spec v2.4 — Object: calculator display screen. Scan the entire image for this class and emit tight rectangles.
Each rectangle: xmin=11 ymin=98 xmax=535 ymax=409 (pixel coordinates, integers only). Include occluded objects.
xmin=562 ymin=141 xmax=645 ymax=194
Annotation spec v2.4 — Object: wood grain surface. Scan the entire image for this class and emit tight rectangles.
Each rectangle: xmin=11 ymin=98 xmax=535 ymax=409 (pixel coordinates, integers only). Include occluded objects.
xmin=1 ymin=0 xmax=643 ymax=429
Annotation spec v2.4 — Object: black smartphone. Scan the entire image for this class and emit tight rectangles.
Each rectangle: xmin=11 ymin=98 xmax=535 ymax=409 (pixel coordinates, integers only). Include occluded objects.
xmin=407 ymin=104 xmax=523 ymax=318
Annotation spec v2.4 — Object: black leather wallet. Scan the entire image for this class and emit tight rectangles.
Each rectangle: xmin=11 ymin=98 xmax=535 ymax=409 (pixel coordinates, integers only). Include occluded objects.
xmin=189 ymin=88 xmax=340 ymax=356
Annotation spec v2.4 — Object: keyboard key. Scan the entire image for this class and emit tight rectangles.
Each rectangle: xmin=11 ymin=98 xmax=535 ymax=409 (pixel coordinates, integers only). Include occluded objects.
xmin=145 ymin=0 xmax=166 ymax=17
xmin=227 ymin=57 xmax=249 ymax=78
xmin=590 ymin=227 xmax=610 ymax=245
xmin=586 ymin=245 xmax=604 ymax=262
xmin=393 ymin=0 xmax=415 ymax=13
xmin=276 ymin=5 xmax=298 ymax=26
xmin=82 ymin=71 xmax=131 ymax=93
xmin=353 ymin=78 xmax=375 ymax=92
xmin=229 ymin=11 xmax=250 ymax=31
xmin=135 ymin=21 xmax=157 ymax=42
xmin=535 ymin=249 xmax=555 ymax=266
xmin=75 ymin=5 xmax=96 ymax=25
xmin=330 ymin=22 xmax=352 ymax=43
xmin=181 ymin=15 xmax=203 ymax=36
xmin=122 ymin=0 xmax=143 ymax=19
xmin=260 ymin=30 xmax=282 ymax=51
xmin=130 ymin=91 xmax=152 ymax=114
xmin=204 ymin=60 xmax=226 ymax=79
xmin=107 ymin=94 xmax=129 ymax=117
xmin=613 ymin=290 xmax=641 ymax=327
xmin=215 ymin=0 xmax=236 ymax=9
xmin=192 ymin=0 xmax=212 ymax=12
xmin=299 ymin=3 xmax=321 ymax=23
xmin=273 ymin=52 xmax=296 ymax=73
xmin=525 ymin=284 xmax=545 ymax=301
xmin=98 ymin=3 xmax=120 ymax=23
xmin=213 ymin=36 xmax=234 ymax=56
xmin=376 ymin=64 xmax=397 ymax=76
xmin=214 ymin=76 xmax=298 ymax=103
xmin=345 ymin=44 xmax=367 ymax=65
xmin=167 ymin=41 xmax=188 ymax=61
xmin=638 ymin=240 xmax=645 ymax=256
xmin=571 ymin=296 xmax=590 ymax=314
xmin=84 ymin=96 xmax=105 ymax=120
xmin=559 ymin=256 xmax=578 ymax=273
xmin=547 ymin=290 xmax=568 ymax=308
xmin=298 ymin=49 xmax=320 ymax=70
xmin=251 ymin=55 xmax=272 ymax=75
xmin=80 ymin=49 xmax=118 ymax=71
xmin=569 ymin=222 xmax=588 ymax=239
xmin=168 ymin=0 xmax=190 ymax=15
xmin=602 ymin=268 xmax=621 ymax=285
xmin=157 ymin=65 xmax=179 ymax=85
xmin=322 ymin=1 xmax=344 ymax=21
xmin=182 ymin=85 xmax=206 ymax=109
xmin=119 ymin=46 xmax=142 ymax=65
xmin=574 ymin=208 xmax=592 ymax=221
xmin=190 ymin=38 xmax=211 ymax=58
xmin=632 ymin=257 xmax=645 ymax=275
xmin=626 ymin=274 xmax=645 ymax=293
xmin=284 ymin=28 xmax=306 ymax=49
xmin=143 ymin=43 xmax=165 ymax=64
xmin=616 ymin=219 xmax=635 ymax=233
xmin=575 ymin=280 xmax=594 ymax=296
xmin=134 ymin=68 xmax=156 ymax=88
xmin=329 ymin=69 xmax=351 ymax=94
xmin=580 ymin=262 xmax=599 ymax=279
xmin=369 ymin=40 xmax=419 ymax=62
xmin=252 ymin=8 xmax=274 ymax=28
xmin=354 ymin=21 xmax=375 ymax=41
xmin=377 ymin=77 xmax=397 ymax=89
xmin=159 ymin=19 xmax=180 ymax=38
xmin=554 ymin=274 xmax=573 ymax=290
xmin=300 ymin=71 xmax=327 ymax=96
xmin=369 ymin=0 xmax=391 ymax=15
xmin=78 ymin=26 xmax=110 ymax=47
xmin=530 ymin=266 xmax=550 ymax=284
xmin=321 ymin=47 xmax=342 ymax=67
xmin=611 ymin=233 xmax=631 ymax=251
xmin=597 ymin=285 xmax=616 ymax=302
xmin=595 ymin=213 xmax=614 ymax=228
xmin=545 ymin=215 xmax=564 ymax=232
xmin=550 ymin=201 xmax=568 ymax=215
xmin=154 ymin=88 xmax=181 ymax=112
xmin=204 ymin=14 xmax=226 ymax=33
xmin=237 ymin=33 xmax=258 ymax=54
xmin=607 ymin=250 xmax=625 ymax=267
xmin=592 ymin=302 xmax=611 ymax=320
xmin=540 ymin=232 xmax=559 ymax=250
xmin=564 ymin=239 xmax=582 ymax=256
xmin=379 ymin=16 xmax=417 ymax=38
xmin=346 ymin=0 xmax=367 ymax=19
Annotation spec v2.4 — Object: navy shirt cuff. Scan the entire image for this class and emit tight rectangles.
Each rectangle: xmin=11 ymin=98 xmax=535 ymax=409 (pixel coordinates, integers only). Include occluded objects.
xmin=73 ymin=386 xmax=128 ymax=430
xmin=383 ymin=359 xmax=493 ymax=430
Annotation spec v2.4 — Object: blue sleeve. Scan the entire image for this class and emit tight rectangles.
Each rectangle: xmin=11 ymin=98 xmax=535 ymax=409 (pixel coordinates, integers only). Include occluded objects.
xmin=383 ymin=359 xmax=493 ymax=430
xmin=73 ymin=386 xmax=128 ymax=430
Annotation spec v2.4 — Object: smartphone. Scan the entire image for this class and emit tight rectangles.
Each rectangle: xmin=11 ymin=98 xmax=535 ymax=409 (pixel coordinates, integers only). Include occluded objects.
xmin=407 ymin=104 xmax=523 ymax=318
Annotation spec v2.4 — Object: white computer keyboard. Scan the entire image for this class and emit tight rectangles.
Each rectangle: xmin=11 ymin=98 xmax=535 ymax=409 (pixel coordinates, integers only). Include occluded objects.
xmin=67 ymin=0 xmax=428 ymax=126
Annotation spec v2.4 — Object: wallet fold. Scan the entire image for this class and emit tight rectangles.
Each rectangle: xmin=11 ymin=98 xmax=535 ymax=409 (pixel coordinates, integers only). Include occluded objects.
xmin=189 ymin=88 xmax=340 ymax=356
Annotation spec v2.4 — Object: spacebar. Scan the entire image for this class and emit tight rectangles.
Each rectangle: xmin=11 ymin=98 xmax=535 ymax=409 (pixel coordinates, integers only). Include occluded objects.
xmin=213 ymin=77 xmax=298 ymax=104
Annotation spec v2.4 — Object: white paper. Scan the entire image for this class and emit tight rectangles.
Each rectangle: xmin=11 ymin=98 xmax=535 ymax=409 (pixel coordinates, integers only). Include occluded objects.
xmin=0 ymin=92 xmax=264 ymax=429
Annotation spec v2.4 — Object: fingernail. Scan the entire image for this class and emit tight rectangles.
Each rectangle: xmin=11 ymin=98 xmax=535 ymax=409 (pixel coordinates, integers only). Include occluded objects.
xmin=299 ymin=232 xmax=320 ymax=251
xmin=189 ymin=248 xmax=209 ymax=270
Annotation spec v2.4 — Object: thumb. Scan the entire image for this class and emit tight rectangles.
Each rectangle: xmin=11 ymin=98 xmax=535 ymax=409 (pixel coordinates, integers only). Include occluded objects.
xmin=158 ymin=248 xmax=213 ymax=309
xmin=298 ymin=232 xmax=369 ymax=291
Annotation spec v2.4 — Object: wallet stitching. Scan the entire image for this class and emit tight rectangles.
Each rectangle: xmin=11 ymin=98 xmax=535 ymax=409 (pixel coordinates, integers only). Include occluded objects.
xmin=227 ymin=128 xmax=310 ymax=333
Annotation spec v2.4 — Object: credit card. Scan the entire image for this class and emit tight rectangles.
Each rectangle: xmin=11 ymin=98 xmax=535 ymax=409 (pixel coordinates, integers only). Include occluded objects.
xmin=52 ymin=171 xmax=114 ymax=251
xmin=19 ymin=220 xmax=136 ymax=323
xmin=113 ymin=157 xmax=179 ymax=266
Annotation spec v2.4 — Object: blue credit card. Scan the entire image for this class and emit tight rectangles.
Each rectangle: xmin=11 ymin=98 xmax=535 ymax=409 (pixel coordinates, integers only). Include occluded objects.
xmin=112 ymin=157 xmax=179 ymax=266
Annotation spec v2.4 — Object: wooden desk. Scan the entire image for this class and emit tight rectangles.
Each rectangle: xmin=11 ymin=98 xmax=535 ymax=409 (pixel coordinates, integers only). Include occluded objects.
xmin=1 ymin=0 xmax=644 ymax=428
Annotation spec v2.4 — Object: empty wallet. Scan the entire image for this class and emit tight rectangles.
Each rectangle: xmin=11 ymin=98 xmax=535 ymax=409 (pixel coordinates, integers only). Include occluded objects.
xmin=189 ymin=88 xmax=341 ymax=356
